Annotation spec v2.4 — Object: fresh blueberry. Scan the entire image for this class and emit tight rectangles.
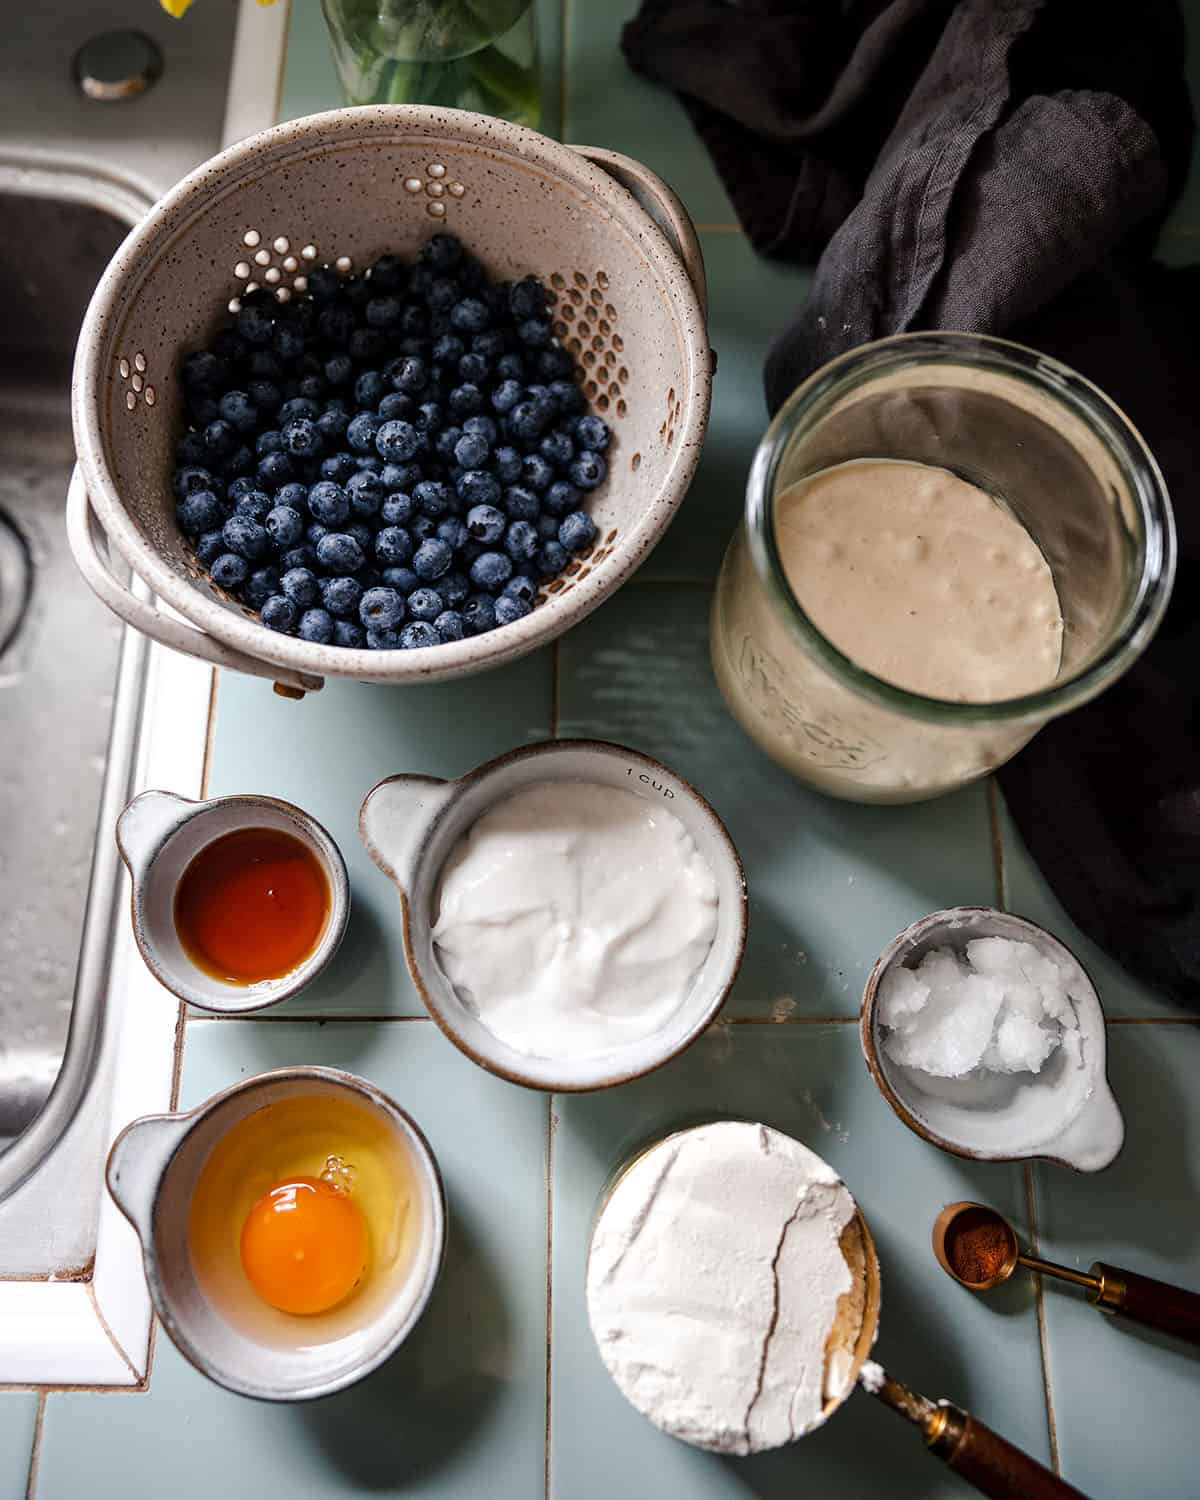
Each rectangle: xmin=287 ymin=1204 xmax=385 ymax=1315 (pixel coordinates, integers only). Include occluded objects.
xmin=281 ymin=418 xmax=323 ymax=459
xmin=456 ymin=470 xmax=501 ymax=509
xmin=346 ymin=470 xmax=385 ymax=517
xmin=381 ymin=565 xmax=420 ymax=595
xmin=398 ymin=621 xmax=438 ymax=649
xmin=280 ymin=545 xmax=317 ymax=573
xmin=318 ymin=407 xmax=351 ymax=445
xmin=502 ymin=484 xmax=540 ymax=522
xmin=255 ymin=429 xmax=283 ymax=457
xmin=346 ymin=412 xmax=383 ymax=453
xmin=469 ymin=551 xmax=513 ymax=592
xmin=540 ymin=430 xmax=574 ymax=469
xmin=487 ymin=379 xmax=521 ymax=417
xmin=346 ymin=521 xmax=374 ymax=555
xmin=349 ymin=328 xmax=387 ymax=363
xmin=559 ymin=510 xmax=597 ymax=553
xmin=308 ymin=266 xmax=342 ymax=302
xmin=307 ymin=480 xmax=350 ymax=526
xmin=472 ymin=328 xmax=506 ymax=360
xmin=256 ymin=451 xmax=294 ymax=490
xmin=496 ymin=352 xmax=526 ymax=383
xmin=413 ymin=401 xmax=444 ymax=436
xmin=298 ymin=373 xmax=327 ymax=402
xmin=508 ymin=277 xmax=546 ymax=321
xmin=537 ymin=513 xmax=559 ymax=541
xmin=260 ymin=595 xmax=297 ymax=633
xmin=359 ymin=586 xmax=406 ymax=630
xmin=324 ymin=353 xmax=354 ymax=387
xmin=210 ymin=553 xmax=249 ymax=590
xmin=274 ymin=481 xmax=309 ymax=511
xmin=406 ymin=587 xmax=443 ymax=622
xmin=432 ymin=333 xmax=465 ymax=366
xmin=316 ymin=533 xmax=365 ymax=573
xmin=223 ymin=444 xmax=255 ymax=480
xmin=538 ymin=347 xmax=576 ymax=381
xmin=381 ymin=492 xmax=415 ymax=526
xmin=376 ymin=419 xmax=420 ymax=462
xmin=400 ymin=303 xmax=429 ymax=338
xmin=462 ymin=594 xmax=497 ymax=635
xmin=243 ymin=567 xmax=281 ymax=609
xmin=574 ymin=414 xmax=610 ymax=452
xmin=504 ymin=520 xmax=539 ymax=563
xmin=195 ymin=529 xmax=226 ymax=567
xmin=307 ymin=522 xmax=330 ymax=547
xmin=264 ymin=506 xmax=304 ymax=548
xmin=375 ymin=526 xmax=414 ymax=566
xmin=454 ymin=431 xmax=490 ymax=470
xmin=392 ymin=354 xmax=428 ymax=393
xmin=544 ymin=479 xmax=581 ymax=517
xmin=279 ymin=397 xmax=321 ymax=426
xmin=297 ymin=608 xmax=334 ymax=644
xmin=414 ymin=480 xmax=451 ymax=519
xmin=430 ymin=610 xmax=463 ymax=643
xmin=232 ymin=489 xmax=271 ymax=522
xmin=536 ymin=540 xmax=569 ymax=579
xmin=281 ymin=567 xmax=321 ymax=608
xmin=521 ymin=454 xmax=554 ymax=493
xmin=355 ymin=370 xmax=385 ymax=409
xmin=458 ymin=351 xmax=490 ymax=385
xmin=495 ymin=593 xmax=532 ymax=626
xmin=413 ymin=538 xmax=452 ymax=581
xmin=319 ymin=575 xmax=363 ymax=619
xmin=181 ymin=350 xmax=227 ymax=394
xmin=507 ymin=401 xmax=547 ymax=442
xmin=504 ymin=574 xmax=538 ymax=607
xmin=321 ymin=452 xmax=358 ymax=484
xmin=569 ymin=451 xmax=607 ymax=490
xmin=366 ymin=295 xmax=402 ymax=329
xmin=448 ymin=383 xmax=484 ymax=418
xmin=434 ymin=425 xmax=463 ymax=462
xmin=216 ymin=390 xmax=257 ymax=433
xmin=439 ymin=570 xmax=469 ymax=608
xmin=466 ymin=503 xmax=506 ymax=543
xmin=236 ymin=302 xmax=275 ymax=347
xmin=176 ymin=431 xmax=209 ymax=467
xmin=333 ymin=619 xmax=367 ymax=648
xmin=450 ymin=298 xmax=490 ymax=335
xmin=368 ymin=252 xmax=407 ymax=292
xmin=203 ymin=419 xmax=237 ymax=459
xmin=381 ymin=461 xmax=421 ymax=492
xmin=422 ymin=232 xmax=463 ymax=270
xmin=492 ymin=444 xmax=523 ymax=483
xmin=437 ymin=517 xmax=469 ymax=551
xmin=377 ymin=392 xmax=414 ymax=423
xmin=463 ymin=413 xmax=497 ymax=442
xmin=549 ymin=379 xmax=586 ymax=415
xmin=517 ymin=317 xmax=551 ymax=349
xmin=355 ymin=454 xmax=383 ymax=473
xmin=222 ymin=515 xmax=269 ymax=560
xmin=365 ymin=626 xmax=404 ymax=650
xmin=273 ymin=322 xmax=306 ymax=362
xmin=175 ymin=489 xmax=224 ymax=536
xmin=410 ymin=515 xmax=436 ymax=542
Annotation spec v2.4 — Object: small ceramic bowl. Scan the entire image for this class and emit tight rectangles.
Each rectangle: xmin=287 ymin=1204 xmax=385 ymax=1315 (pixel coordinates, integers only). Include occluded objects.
xmin=106 ymin=1066 xmax=446 ymax=1401
xmin=116 ymin=789 xmax=349 ymax=1014
xmin=359 ymin=739 xmax=748 ymax=1092
xmin=861 ymin=907 xmax=1124 ymax=1172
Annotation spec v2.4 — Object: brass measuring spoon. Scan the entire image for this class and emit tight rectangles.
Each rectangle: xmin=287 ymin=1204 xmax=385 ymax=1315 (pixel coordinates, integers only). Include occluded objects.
xmin=933 ymin=1201 xmax=1200 ymax=1347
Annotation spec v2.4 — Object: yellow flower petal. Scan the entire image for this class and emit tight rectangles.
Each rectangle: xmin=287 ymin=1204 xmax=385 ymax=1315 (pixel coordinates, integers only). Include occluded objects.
xmin=158 ymin=0 xmax=194 ymax=15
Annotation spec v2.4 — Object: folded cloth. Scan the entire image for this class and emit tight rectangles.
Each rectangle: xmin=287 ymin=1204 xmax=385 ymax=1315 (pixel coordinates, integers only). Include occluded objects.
xmin=623 ymin=0 xmax=1200 ymax=1004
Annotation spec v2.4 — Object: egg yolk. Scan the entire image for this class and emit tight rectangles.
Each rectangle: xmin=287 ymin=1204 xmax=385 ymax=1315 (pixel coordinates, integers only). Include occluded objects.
xmin=240 ymin=1176 xmax=368 ymax=1315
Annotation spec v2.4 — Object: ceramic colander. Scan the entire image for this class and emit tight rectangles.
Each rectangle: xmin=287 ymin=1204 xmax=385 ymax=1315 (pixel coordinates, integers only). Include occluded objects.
xmin=69 ymin=106 xmax=712 ymax=695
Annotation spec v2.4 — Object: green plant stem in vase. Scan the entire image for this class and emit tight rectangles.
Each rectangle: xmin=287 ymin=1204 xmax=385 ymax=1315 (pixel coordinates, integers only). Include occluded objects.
xmin=322 ymin=0 xmax=541 ymax=127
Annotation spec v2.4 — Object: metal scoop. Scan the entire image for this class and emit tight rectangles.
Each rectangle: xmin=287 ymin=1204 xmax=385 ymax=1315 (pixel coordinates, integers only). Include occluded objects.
xmin=932 ymin=1201 xmax=1200 ymax=1347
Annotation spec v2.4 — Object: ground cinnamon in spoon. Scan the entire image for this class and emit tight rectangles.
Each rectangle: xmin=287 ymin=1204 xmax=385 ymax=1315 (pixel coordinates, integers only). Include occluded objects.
xmin=945 ymin=1207 xmax=1015 ymax=1283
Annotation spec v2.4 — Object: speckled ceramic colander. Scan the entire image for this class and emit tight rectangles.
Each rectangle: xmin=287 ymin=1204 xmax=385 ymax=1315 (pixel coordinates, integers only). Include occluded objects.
xmin=69 ymin=106 xmax=711 ymax=694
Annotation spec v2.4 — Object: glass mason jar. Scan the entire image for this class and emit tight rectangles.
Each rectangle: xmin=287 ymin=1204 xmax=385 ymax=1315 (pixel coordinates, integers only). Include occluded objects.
xmin=321 ymin=0 xmax=540 ymax=126
xmin=711 ymin=333 xmax=1175 ymax=805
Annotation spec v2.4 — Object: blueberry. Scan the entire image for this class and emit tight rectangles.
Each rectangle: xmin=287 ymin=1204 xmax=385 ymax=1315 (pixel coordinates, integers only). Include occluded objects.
xmin=569 ymin=451 xmax=607 ymax=490
xmin=491 ymin=378 xmax=523 ymax=415
xmin=432 ymin=333 xmax=466 ymax=366
xmin=321 ymin=452 xmax=358 ymax=484
xmin=273 ymin=322 xmax=306 ymax=362
xmin=574 ymin=414 xmax=610 ymax=452
xmin=502 ymin=484 xmax=540 ymax=521
xmin=307 ymin=480 xmax=350 ymax=526
xmin=279 ymin=397 xmax=321 ymax=426
xmin=448 ymin=383 xmax=484 ymax=418
xmin=454 ymin=431 xmax=490 ymax=470
xmin=504 ymin=573 xmax=538 ymax=606
xmin=469 ymin=551 xmax=513 ymax=592
xmin=222 ymin=514 xmax=269 ymax=560
xmin=243 ymin=567 xmax=281 ymax=609
xmin=378 ymin=392 xmax=414 ymax=423
xmin=549 ymin=379 xmax=586 ymax=415
xmin=508 ymin=276 xmax=546 ymax=321
xmin=355 ymin=370 xmax=386 ymax=409
xmin=462 ymin=594 xmax=497 ymax=635
xmin=492 ymin=444 xmax=522 ymax=483
xmin=262 ymin=507 xmax=302 ymax=550
xmin=349 ymin=328 xmax=387 ymax=363
xmin=507 ymin=401 xmax=547 ymax=442
xmin=346 ymin=470 xmax=385 ymax=517
xmin=382 ymin=565 xmax=420 ymax=595
xmin=324 ymin=353 xmax=354 ymax=387
xmin=316 ymin=533 xmax=365 ymax=573
xmin=308 ymin=266 xmax=343 ymax=302
xmin=176 ymin=431 xmax=209 ymax=467
xmin=175 ymin=489 xmax=224 ymax=536
xmin=259 ymin=595 xmax=297 ymax=633
xmin=210 ymin=553 xmax=249 ymax=590
xmin=375 ymin=526 xmax=414 ymax=565
xmin=281 ymin=567 xmax=321 ymax=607
xmin=559 ymin=510 xmax=597 ymax=553
xmin=320 ymin=575 xmax=363 ymax=619
xmin=255 ymin=429 xmax=283 ymax=457
xmin=518 ymin=317 xmax=552 ymax=348
xmin=457 ymin=470 xmax=501 ymax=508
xmin=347 ymin=520 xmax=375 ymax=554
xmin=450 ymin=298 xmax=490 ymax=335
xmin=318 ymin=407 xmax=351 ymax=445
xmin=413 ymin=401 xmax=444 ymax=435
xmin=538 ymin=347 xmax=577 ymax=381
xmin=406 ymin=587 xmax=443 ymax=622
xmin=236 ymin=302 xmax=275 ymax=347
xmin=381 ymin=461 xmax=421 ymax=492
xmin=540 ymin=430 xmax=574 ymax=469
xmin=544 ymin=479 xmax=581 ymax=517
xmin=298 ymin=373 xmax=327 ymax=402
xmin=236 ymin=489 xmax=274 ymax=522
xmin=333 ymin=619 xmax=367 ymax=648
xmin=359 ymin=586 xmax=406 ymax=630
xmin=188 ymin=396 xmax=222 ymax=429
xmin=194 ymin=530 xmax=227 ymax=571
xmin=434 ymin=425 xmax=463 ymax=462
xmin=466 ymin=504 xmax=506 ymax=544
xmin=381 ymin=492 xmax=415 ymax=527
xmin=366 ymin=295 xmax=402 ymax=329
xmin=413 ymin=538 xmax=452 ymax=581
xmin=458 ymin=351 xmax=490 ymax=385
xmin=410 ymin=515 xmax=436 ymax=542
xmin=423 ymin=233 xmax=463 ymax=270
xmin=376 ymin=419 xmax=420 ymax=462
xmin=399 ymin=621 xmax=439 ymax=649
xmin=280 ymin=545 xmax=318 ymax=573
xmin=495 ymin=593 xmax=532 ymax=626
xmin=181 ymin=350 xmax=227 ymax=395
xmin=316 ymin=299 xmax=353 ymax=343
xmin=344 ymin=412 xmax=380 ymax=454
xmin=214 ymin=390 xmax=254 ymax=434
xmin=365 ymin=626 xmax=404 ymax=650
xmin=368 ymin=252 xmax=407 ymax=292
xmin=223 ymin=445 xmax=254 ymax=480
xmin=307 ymin=522 xmax=330 ymax=547
xmin=536 ymin=540 xmax=569 ymax=579
xmin=439 ymin=570 xmax=470 ymax=608
xmin=391 ymin=354 xmax=428 ymax=393
xmin=504 ymin=520 xmax=539 ymax=564
xmin=296 ymin=608 xmax=334 ymax=644
xmin=423 ymin=609 xmax=461 ymax=643
xmin=257 ymin=452 xmax=294 ymax=490
xmin=521 ymin=454 xmax=554 ymax=493
xmin=537 ymin=513 xmax=559 ymax=541
xmin=437 ymin=517 xmax=469 ymax=551
xmin=496 ymin=352 xmax=526 ymax=383
xmin=472 ymin=328 xmax=506 ymax=360
xmin=356 ymin=454 xmax=383 ymax=473
xmin=414 ymin=480 xmax=452 ymax=519
xmin=281 ymin=418 xmax=323 ymax=459
xmin=204 ymin=419 xmax=237 ymax=459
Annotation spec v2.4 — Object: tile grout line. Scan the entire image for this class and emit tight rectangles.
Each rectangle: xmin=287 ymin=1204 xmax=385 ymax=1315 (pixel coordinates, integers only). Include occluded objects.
xmin=558 ymin=0 xmax=569 ymax=145
xmin=987 ymin=777 xmax=1007 ymax=911
xmin=544 ymin=1095 xmax=556 ymax=1500
xmin=199 ymin=667 xmax=220 ymax=799
xmin=23 ymin=1393 xmax=44 ymax=1500
xmin=1024 ymin=1162 xmax=1061 ymax=1475
xmin=550 ymin=637 xmax=561 ymax=738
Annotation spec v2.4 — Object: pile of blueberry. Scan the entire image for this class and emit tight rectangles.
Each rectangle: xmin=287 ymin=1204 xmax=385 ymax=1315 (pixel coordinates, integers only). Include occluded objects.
xmin=171 ymin=234 xmax=609 ymax=650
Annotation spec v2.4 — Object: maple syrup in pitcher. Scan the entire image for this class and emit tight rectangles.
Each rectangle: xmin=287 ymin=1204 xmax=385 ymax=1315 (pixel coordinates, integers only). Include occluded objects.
xmin=174 ymin=828 xmax=329 ymax=984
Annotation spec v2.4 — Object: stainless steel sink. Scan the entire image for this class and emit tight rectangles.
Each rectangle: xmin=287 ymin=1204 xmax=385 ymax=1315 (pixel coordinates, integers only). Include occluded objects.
xmin=0 ymin=188 xmax=150 ymax=1198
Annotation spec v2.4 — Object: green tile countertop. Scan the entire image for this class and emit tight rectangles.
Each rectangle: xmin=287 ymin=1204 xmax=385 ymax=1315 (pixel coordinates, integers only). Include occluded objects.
xmin=13 ymin=2 xmax=1199 ymax=1497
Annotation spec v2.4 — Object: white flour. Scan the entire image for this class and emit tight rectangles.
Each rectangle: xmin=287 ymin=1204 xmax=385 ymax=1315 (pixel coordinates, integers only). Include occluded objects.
xmin=586 ymin=1122 xmax=857 ymax=1454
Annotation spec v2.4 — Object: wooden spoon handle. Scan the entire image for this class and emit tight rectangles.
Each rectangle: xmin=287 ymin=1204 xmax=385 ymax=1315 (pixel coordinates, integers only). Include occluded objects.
xmin=1091 ymin=1262 xmax=1200 ymax=1345
xmin=928 ymin=1404 xmax=1090 ymax=1500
